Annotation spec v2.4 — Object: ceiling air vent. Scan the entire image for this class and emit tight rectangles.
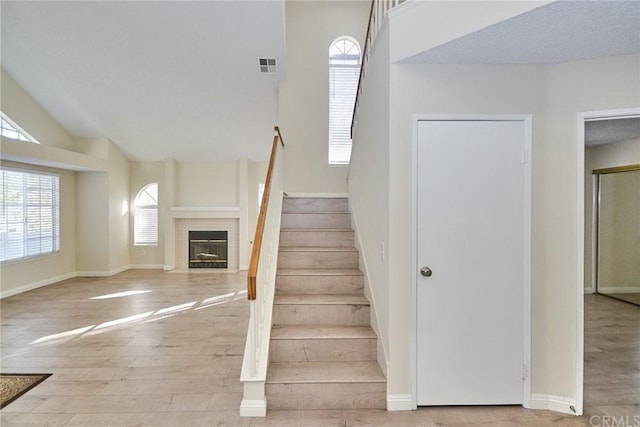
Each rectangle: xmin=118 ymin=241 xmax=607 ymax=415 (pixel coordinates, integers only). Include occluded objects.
xmin=258 ymin=57 xmax=277 ymax=73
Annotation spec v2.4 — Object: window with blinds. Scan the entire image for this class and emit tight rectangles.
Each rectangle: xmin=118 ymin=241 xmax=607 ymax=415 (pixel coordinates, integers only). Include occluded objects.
xmin=329 ymin=37 xmax=361 ymax=165
xmin=134 ymin=183 xmax=158 ymax=245
xmin=0 ymin=168 xmax=60 ymax=262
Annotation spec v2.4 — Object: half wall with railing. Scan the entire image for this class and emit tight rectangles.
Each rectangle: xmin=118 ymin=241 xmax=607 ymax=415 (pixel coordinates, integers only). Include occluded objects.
xmin=240 ymin=127 xmax=285 ymax=417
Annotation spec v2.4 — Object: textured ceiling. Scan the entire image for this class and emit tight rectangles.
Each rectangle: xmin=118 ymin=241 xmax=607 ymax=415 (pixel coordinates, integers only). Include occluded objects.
xmin=585 ymin=117 xmax=640 ymax=147
xmin=403 ymin=1 xmax=640 ymax=64
xmin=1 ymin=1 xmax=285 ymax=163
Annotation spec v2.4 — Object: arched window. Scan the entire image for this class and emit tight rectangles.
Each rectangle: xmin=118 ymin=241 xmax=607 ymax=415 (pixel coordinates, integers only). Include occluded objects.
xmin=328 ymin=36 xmax=361 ymax=165
xmin=134 ymin=183 xmax=158 ymax=245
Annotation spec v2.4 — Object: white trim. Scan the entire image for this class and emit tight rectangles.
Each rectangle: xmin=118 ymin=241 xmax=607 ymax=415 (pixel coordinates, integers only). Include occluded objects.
xmin=76 ymin=265 xmax=130 ymax=277
xmin=387 ymin=394 xmax=413 ymax=411
xmin=163 ymin=264 xmax=174 ymax=271
xmin=589 ymin=174 xmax=599 ymax=294
xmin=411 ymin=114 xmax=532 ymax=409
xmin=350 ymin=204 xmax=389 ymax=378
xmin=170 ymin=207 xmax=241 ymax=219
xmin=597 ymin=286 xmax=640 ymax=294
xmin=239 ymin=399 xmax=266 ymax=417
xmin=0 ymin=272 xmax=76 ymax=299
xmin=171 ymin=206 xmax=241 ymax=211
xmin=530 ymin=393 xmax=578 ymax=416
xmin=284 ymin=193 xmax=349 ymax=198
xmin=575 ymin=106 xmax=640 ymax=417
xmin=129 ymin=264 xmax=164 ymax=270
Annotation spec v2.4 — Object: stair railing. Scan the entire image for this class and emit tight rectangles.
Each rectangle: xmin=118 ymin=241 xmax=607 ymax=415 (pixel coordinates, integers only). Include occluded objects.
xmin=351 ymin=0 xmax=405 ymax=137
xmin=240 ymin=126 xmax=285 ymax=417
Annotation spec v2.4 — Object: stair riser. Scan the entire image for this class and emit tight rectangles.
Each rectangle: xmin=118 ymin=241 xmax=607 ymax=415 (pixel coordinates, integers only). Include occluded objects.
xmin=273 ymin=304 xmax=370 ymax=326
xmin=266 ymin=382 xmax=386 ymax=410
xmin=270 ymin=338 xmax=377 ymax=362
xmin=279 ymin=230 xmax=354 ymax=247
xmin=276 ymin=275 xmax=363 ymax=295
xmin=283 ymin=198 xmax=348 ymax=214
xmin=281 ymin=213 xmax=351 ymax=229
xmin=278 ymin=251 xmax=358 ymax=269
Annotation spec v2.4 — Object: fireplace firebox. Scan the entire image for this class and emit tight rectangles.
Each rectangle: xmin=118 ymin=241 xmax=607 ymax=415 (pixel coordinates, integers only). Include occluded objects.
xmin=188 ymin=231 xmax=228 ymax=268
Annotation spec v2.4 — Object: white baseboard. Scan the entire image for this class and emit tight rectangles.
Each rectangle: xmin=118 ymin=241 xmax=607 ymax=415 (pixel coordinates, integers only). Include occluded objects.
xmin=163 ymin=265 xmax=174 ymax=271
xmin=239 ymin=399 xmax=266 ymax=417
xmin=76 ymin=264 xmax=130 ymax=277
xmin=597 ymin=286 xmax=640 ymax=294
xmin=387 ymin=394 xmax=414 ymax=411
xmin=129 ymin=264 xmax=164 ymax=270
xmin=285 ymin=192 xmax=349 ymax=198
xmin=529 ymin=393 xmax=578 ymax=416
xmin=584 ymin=287 xmax=594 ymax=294
xmin=0 ymin=272 xmax=77 ymax=299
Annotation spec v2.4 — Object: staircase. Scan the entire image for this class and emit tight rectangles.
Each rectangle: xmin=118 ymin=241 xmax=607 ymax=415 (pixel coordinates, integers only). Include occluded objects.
xmin=266 ymin=196 xmax=386 ymax=410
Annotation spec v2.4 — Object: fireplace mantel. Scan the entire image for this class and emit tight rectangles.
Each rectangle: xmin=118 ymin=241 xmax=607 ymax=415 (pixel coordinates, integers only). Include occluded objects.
xmin=170 ymin=206 xmax=241 ymax=219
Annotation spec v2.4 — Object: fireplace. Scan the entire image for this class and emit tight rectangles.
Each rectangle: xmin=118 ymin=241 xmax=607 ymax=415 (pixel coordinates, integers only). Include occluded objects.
xmin=188 ymin=231 xmax=228 ymax=268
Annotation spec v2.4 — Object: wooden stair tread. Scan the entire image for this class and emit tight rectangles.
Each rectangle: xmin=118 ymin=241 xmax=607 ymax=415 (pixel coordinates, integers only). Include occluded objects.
xmin=278 ymin=246 xmax=357 ymax=252
xmin=280 ymin=228 xmax=353 ymax=232
xmin=271 ymin=325 xmax=376 ymax=340
xmin=274 ymin=294 xmax=369 ymax=305
xmin=267 ymin=361 xmax=385 ymax=384
xmin=277 ymin=268 xmax=363 ymax=276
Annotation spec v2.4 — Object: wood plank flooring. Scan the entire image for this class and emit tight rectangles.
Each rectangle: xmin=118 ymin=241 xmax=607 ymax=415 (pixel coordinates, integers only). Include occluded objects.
xmin=0 ymin=270 xmax=636 ymax=425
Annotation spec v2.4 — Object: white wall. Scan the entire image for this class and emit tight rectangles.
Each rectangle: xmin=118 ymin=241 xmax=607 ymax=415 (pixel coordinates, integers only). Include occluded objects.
xmin=176 ymin=162 xmax=239 ymax=207
xmin=279 ymin=0 xmax=369 ymax=194
xmin=108 ymin=141 xmax=131 ymax=272
xmin=348 ymin=23 xmax=391 ymax=377
xmin=352 ymin=34 xmax=639 ymax=407
xmin=0 ymin=69 xmax=78 ymax=296
xmin=0 ymin=161 xmax=77 ymax=297
xmin=1 ymin=69 xmax=75 ymax=150
xmin=584 ymin=138 xmax=640 ymax=291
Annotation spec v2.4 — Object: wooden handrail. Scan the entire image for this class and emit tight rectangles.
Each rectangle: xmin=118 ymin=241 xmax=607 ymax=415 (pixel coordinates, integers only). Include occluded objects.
xmin=351 ymin=0 xmax=375 ymax=138
xmin=275 ymin=126 xmax=285 ymax=147
xmin=247 ymin=127 xmax=282 ymax=300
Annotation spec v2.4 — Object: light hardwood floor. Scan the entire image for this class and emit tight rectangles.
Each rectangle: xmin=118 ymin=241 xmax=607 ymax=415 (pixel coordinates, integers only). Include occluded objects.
xmin=1 ymin=270 xmax=636 ymax=426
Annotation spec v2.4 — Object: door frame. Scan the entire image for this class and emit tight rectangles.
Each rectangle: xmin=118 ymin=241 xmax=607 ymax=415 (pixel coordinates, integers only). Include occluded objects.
xmin=576 ymin=106 xmax=640 ymax=416
xmin=411 ymin=114 xmax=532 ymax=409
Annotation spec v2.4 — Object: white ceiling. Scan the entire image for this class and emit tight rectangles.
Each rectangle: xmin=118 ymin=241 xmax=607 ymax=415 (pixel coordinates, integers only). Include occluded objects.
xmin=2 ymin=1 xmax=639 ymax=163
xmin=403 ymin=1 xmax=640 ymax=64
xmin=1 ymin=1 xmax=285 ymax=163
xmin=585 ymin=117 xmax=640 ymax=147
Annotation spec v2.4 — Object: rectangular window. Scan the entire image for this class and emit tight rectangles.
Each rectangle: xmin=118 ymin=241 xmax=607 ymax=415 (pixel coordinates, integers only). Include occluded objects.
xmin=134 ymin=207 xmax=158 ymax=245
xmin=329 ymin=66 xmax=359 ymax=165
xmin=0 ymin=168 xmax=60 ymax=262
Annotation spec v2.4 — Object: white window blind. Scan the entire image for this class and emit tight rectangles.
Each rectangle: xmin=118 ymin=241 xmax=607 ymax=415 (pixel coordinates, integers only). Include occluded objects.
xmin=134 ymin=183 xmax=158 ymax=245
xmin=0 ymin=169 xmax=59 ymax=262
xmin=329 ymin=37 xmax=361 ymax=165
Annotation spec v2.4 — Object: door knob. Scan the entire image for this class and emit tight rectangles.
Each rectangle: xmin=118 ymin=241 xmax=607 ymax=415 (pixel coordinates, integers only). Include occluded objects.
xmin=420 ymin=266 xmax=432 ymax=277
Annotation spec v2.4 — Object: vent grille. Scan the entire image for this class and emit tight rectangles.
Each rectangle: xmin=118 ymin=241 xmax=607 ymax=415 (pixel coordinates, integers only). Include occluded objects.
xmin=259 ymin=57 xmax=277 ymax=73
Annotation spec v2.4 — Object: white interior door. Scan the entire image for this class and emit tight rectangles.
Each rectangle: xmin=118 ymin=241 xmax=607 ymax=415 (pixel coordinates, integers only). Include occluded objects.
xmin=416 ymin=119 xmax=528 ymax=405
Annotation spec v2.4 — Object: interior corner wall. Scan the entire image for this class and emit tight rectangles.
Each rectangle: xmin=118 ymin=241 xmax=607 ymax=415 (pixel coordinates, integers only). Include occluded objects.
xmin=379 ymin=53 xmax=639 ymax=404
xmin=279 ymin=0 xmax=370 ymax=194
xmin=76 ymin=171 xmax=109 ymax=274
xmin=1 ymin=68 xmax=76 ymax=150
xmin=0 ymin=69 xmax=78 ymax=297
xmin=348 ymin=23 xmax=391 ymax=376
xmin=108 ymin=141 xmax=131 ymax=272
xmin=584 ymin=138 xmax=640 ymax=291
